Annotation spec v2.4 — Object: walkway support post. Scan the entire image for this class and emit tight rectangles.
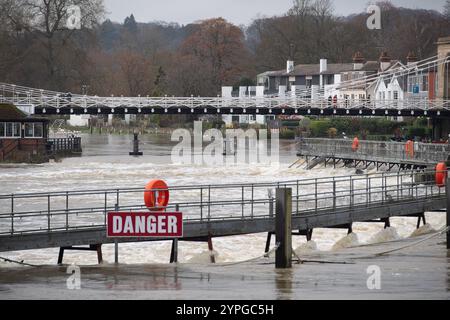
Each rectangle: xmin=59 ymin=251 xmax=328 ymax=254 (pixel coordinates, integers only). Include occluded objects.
xmin=447 ymin=177 xmax=450 ymax=249
xmin=275 ymin=188 xmax=292 ymax=269
xmin=114 ymin=240 xmax=119 ymax=264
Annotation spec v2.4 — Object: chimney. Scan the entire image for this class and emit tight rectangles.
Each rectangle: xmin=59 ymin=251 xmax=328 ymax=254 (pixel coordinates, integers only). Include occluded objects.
xmin=287 ymin=60 xmax=294 ymax=74
xmin=379 ymin=51 xmax=392 ymax=72
xmin=320 ymin=59 xmax=328 ymax=88
xmin=406 ymin=51 xmax=418 ymax=66
xmin=320 ymin=59 xmax=328 ymax=73
xmin=352 ymin=52 xmax=365 ymax=70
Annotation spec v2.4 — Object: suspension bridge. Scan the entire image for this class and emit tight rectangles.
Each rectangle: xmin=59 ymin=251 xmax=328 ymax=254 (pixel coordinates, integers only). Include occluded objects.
xmin=0 ymin=55 xmax=449 ymax=117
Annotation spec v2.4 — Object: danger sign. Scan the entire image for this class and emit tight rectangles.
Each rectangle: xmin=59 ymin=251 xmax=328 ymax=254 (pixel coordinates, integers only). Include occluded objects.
xmin=107 ymin=212 xmax=183 ymax=238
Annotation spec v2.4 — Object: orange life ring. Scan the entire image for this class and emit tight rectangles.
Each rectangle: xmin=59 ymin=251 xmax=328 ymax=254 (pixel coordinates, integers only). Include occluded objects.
xmin=352 ymin=137 xmax=359 ymax=152
xmin=144 ymin=180 xmax=170 ymax=211
xmin=435 ymin=163 xmax=447 ymax=187
xmin=405 ymin=140 xmax=414 ymax=158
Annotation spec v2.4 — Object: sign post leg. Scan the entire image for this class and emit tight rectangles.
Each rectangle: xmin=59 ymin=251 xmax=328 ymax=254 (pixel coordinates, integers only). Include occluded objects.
xmin=446 ymin=178 xmax=450 ymax=249
xmin=114 ymin=239 xmax=119 ymax=264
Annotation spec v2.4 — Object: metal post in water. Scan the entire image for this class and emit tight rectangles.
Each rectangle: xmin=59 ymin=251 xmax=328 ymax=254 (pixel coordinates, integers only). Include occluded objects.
xmin=275 ymin=188 xmax=292 ymax=269
xmin=129 ymin=133 xmax=143 ymax=156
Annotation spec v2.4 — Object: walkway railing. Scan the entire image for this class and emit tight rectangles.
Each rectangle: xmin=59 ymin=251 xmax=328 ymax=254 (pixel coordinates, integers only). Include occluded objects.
xmin=47 ymin=137 xmax=82 ymax=153
xmin=0 ymin=170 xmax=444 ymax=236
xmin=298 ymin=138 xmax=450 ymax=164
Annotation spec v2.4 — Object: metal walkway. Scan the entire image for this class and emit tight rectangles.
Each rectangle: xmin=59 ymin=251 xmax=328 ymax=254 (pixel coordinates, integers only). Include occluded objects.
xmin=0 ymin=170 xmax=445 ymax=252
xmin=297 ymin=138 xmax=450 ymax=169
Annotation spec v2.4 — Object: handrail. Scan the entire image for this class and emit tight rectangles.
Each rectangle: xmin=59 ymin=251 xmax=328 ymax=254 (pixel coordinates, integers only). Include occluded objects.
xmin=0 ymin=169 xmax=445 ymax=236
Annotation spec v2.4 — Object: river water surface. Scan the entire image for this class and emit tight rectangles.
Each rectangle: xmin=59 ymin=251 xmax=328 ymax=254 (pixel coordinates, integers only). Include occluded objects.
xmin=0 ymin=134 xmax=448 ymax=299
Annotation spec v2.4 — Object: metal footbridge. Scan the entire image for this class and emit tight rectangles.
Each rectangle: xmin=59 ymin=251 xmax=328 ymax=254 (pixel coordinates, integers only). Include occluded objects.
xmin=297 ymin=138 xmax=450 ymax=170
xmin=0 ymin=55 xmax=449 ymax=117
xmin=0 ymin=171 xmax=446 ymax=261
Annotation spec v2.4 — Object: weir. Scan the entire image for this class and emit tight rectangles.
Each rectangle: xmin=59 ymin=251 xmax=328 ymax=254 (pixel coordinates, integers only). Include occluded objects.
xmin=0 ymin=170 xmax=446 ymax=264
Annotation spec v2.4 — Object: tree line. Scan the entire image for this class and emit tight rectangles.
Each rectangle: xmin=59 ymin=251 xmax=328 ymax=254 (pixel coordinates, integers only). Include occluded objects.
xmin=0 ymin=0 xmax=449 ymax=97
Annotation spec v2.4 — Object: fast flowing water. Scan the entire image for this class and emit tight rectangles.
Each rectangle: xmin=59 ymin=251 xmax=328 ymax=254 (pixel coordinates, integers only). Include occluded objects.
xmin=0 ymin=133 xmax=446 ymax=266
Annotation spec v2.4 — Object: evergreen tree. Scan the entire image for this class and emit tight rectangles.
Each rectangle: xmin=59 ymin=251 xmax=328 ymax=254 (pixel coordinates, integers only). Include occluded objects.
xmin=124 ymin=14 xmax=138 ymax=34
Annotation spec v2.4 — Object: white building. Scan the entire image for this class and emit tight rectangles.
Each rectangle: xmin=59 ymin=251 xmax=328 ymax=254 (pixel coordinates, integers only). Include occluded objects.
xmin=68 ymin=115 xmax=90 ymax=127
xmin=221 ymin=86 xmax=274 ymax=126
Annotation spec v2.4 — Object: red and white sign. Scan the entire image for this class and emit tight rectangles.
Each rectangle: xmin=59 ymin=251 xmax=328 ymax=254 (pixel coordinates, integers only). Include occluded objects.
xmin=107 ymin=212 xmax=183 ymax=238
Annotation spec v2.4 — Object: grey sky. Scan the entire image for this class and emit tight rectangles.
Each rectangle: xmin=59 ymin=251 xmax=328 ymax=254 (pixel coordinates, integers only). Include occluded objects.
xmin=104 ymin=0 xmax=447 ymax=25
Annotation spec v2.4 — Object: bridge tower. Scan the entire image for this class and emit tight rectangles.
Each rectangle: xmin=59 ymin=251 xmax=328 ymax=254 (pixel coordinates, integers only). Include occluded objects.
xmin=433 ymin=37 xmax=450 ymax=140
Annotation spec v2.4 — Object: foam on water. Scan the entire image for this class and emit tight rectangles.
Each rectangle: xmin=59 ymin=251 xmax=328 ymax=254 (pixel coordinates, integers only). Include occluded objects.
xmin=186 ymin=251 xmax=219 ymax=264
xmin=410 ymin=224 xmax=436 ymax=237
xmin=368 ymin=227 xmax=401 ymax=244
xmin=331 ymin=233 xmax=360 ymax=251
xmin=294 ymin=240 xmax=319 ymax=255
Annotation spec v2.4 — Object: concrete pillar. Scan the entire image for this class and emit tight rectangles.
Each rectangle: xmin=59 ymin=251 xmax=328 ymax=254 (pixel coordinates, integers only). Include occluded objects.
xmin=108 ymin=114 xmax=113 ymax=126
xmin=125 ymin=114 xmax=131 ymax=125
xmin=275 ymin=188 xmax=292 ymax=269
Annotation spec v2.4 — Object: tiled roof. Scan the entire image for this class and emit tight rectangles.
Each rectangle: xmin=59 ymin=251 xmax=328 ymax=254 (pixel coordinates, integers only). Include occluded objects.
xmin=0 ymin=104 xmax=48 ymax=122
xmin=0 ymin=104 xmax=27 ymax=120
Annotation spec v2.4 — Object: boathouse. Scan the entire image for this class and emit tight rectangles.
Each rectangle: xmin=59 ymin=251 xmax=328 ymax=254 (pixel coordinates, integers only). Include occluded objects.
xmin=0 ymin=103 xmax=50 ymax=162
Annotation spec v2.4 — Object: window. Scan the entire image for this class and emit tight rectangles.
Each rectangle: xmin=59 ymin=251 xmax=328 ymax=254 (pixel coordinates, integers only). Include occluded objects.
xmin=34 ymin=123 xmax=43 ymax=138
xmin=393 ymin=91 xmax=399 ymax=100
xmin=23 ymin=123 xmax=43 ymax=138
xmin=25 ymin=123 xmax=34 ymax=137
xmin=2 ymin=122 xmax=21 ymax=138
xmin=422 ymin=75 xmax=428 ymax=92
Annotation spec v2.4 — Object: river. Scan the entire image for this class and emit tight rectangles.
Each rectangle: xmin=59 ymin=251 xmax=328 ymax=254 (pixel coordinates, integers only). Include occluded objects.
xmin=0 ymin=133 xmax=448 ymax=299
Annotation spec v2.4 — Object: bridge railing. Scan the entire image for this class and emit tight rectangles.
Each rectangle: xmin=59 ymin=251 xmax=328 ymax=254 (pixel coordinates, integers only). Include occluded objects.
xmin=298 ymin=138 xmax=450 ymax=164
xmin=0 ymin=170 xmax=444 ymax=236
xmin=1 ymin=93 xmax=450 ymax=112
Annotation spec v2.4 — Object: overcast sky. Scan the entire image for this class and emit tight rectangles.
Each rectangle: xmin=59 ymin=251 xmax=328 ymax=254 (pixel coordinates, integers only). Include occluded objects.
xmin=104 ymin=0 xmax=447 ymax=25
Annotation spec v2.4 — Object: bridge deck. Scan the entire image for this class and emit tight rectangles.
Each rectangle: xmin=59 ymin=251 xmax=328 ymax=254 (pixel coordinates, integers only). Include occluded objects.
xmin=0 ymin=171 xmax=446 ymax=252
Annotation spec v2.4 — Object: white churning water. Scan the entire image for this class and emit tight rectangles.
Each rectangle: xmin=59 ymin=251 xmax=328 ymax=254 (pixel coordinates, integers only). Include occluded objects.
xmin=0 ymin=134 xmax=446 ymax=267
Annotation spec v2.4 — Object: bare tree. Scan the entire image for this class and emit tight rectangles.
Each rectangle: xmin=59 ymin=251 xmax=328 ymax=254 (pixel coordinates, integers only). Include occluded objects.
xmin=2 ymin=0 xmax=104 ymax=87
xmin=445 ymin=0 xmax=450 ymax=19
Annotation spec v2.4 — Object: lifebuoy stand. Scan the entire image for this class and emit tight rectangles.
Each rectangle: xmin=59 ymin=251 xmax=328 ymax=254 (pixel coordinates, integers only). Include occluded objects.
xmin=352 ymin=137 xmax=359 ymax=152
xmin=435 ymin=163 xmax=447 ymax=187
xmin=405 ymin=140 xmax=414 ymax=158
xmin=144 ymin=180 xmax=170 ymax=211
